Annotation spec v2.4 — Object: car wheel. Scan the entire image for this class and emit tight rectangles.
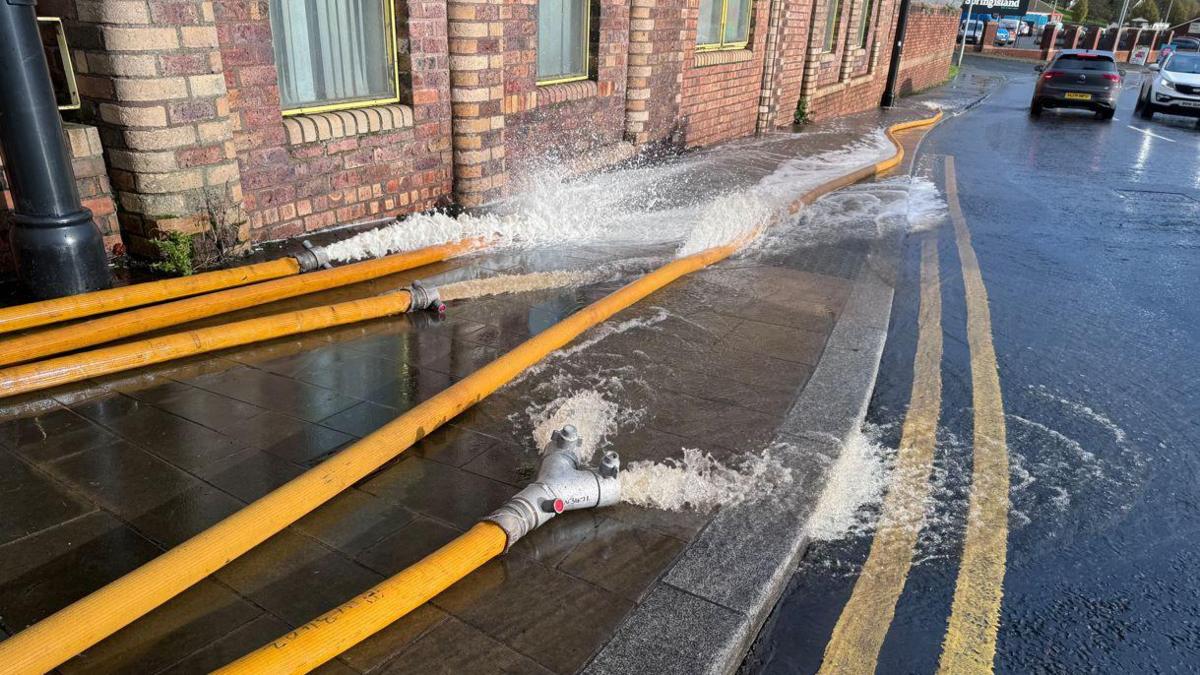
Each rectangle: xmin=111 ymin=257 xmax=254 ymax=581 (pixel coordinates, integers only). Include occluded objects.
xmin=1096 ymin=109 xmax=1114 ymax=121
xmin=1029 ymin=101 xmax=1042 ymax=117
xmin=1139 ymin=99 xmax=1155 ymax=120
xmin=1134 ymin=95 xmax=1144 ymax=113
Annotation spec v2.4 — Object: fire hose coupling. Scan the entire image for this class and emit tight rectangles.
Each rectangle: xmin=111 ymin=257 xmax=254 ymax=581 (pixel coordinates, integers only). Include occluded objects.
xmin=485 ymin=425 xmax=621 ymax=551
xmin=294 ymin=240 xmax=332 ymax=273
xmin=405 ymin=280 xmax=445 ymax=313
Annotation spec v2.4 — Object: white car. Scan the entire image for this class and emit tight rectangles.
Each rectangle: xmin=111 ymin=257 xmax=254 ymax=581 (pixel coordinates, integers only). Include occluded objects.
xmin=1136 ymin=51 xmax=1200 ymax=121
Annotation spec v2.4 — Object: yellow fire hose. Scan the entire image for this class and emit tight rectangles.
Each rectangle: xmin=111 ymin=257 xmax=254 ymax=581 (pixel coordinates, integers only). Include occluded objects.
xmin=213 ymin=110 xmax=947 ymax=675
xmin=0 ymin=258 xmax=301 ymax=335
xmin=0 ymin=112 xmax=941 ymax=675
xmin=0 ymin=238 xmax=485 ymax=368
xmin=0 ymin=291 xmax=419 ymax=398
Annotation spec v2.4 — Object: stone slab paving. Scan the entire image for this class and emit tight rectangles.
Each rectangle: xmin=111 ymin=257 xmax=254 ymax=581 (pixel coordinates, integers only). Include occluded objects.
xmin=0 ymin=78 xmax=995 ymax=674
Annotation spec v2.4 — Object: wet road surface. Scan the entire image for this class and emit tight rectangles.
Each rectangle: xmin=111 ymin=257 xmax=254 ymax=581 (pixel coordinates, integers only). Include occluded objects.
xmin=749 ymin=56 xmax=1200 ymax=672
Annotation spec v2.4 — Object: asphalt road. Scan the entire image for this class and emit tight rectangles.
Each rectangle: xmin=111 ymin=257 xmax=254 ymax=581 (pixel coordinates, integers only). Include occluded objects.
xmin=746 ymin=56 xmax=1200 ymax=673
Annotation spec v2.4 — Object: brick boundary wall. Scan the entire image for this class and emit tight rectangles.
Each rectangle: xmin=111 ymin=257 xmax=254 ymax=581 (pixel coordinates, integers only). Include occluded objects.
xmin=0 ymin=124 xmax=120 ymax=272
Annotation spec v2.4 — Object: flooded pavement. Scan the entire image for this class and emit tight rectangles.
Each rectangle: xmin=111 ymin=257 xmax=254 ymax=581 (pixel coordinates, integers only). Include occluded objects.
xmin=748 ymin=56 xmax=1200 ymax=673
xmin=0 ymin=88 xmax=981 ymax=673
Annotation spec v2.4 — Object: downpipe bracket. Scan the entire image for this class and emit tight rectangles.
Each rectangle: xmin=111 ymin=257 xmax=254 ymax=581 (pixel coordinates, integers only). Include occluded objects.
xmin=485 ymin=425 xmax=621 ymax=551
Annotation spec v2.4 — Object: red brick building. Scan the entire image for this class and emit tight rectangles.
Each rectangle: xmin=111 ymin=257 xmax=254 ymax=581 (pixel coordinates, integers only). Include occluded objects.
xmin=0 ymin=0 xmax=958 ymax=272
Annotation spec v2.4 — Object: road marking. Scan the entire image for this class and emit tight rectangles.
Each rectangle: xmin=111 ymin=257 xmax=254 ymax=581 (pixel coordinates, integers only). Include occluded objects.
xmin=937 ymin=156 xmax=1010 ymax=674
xmin=1127 ymin=124 xmax=1177 ymax=142
xmin=817 ymin=235 xmax=943 ymax=674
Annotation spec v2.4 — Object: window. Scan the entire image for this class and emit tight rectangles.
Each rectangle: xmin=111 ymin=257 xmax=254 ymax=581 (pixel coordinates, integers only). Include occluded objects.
xmin=268 ymin=0 xmax=399 ymax=115
xmin=538 ymin=0 xmax=590 ymax=84
xmin=697 ymin=0 xmax=752 ymax=50
xmin=823 ymin=0 xmax=842 ymax=52
xmin=857 ymin=0 xmax=873 ymax=47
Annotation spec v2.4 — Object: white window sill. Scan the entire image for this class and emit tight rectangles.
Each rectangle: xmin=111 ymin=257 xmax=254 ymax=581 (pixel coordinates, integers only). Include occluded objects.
xmin=282 ymin=104 xmax=414 ymax=145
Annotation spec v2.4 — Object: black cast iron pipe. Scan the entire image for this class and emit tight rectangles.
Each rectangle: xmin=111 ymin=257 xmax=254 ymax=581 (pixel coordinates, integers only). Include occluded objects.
xmin=880 ymin=0 xmax=913 ymax=108
xmin=0 ymin=0 xmax=110 ymax=299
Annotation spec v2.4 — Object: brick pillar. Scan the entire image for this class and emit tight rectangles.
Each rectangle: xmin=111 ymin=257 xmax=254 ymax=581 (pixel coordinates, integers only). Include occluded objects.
xmin=55 ymin=0 xmax=245 ymax=258
xmin=448 ymin=0 xmax=505 ymax=207
xmin=625 ymin=0 xmax=685 ymax=145
xmin=1040 ymin=24 xmax=1059 ymax=60
xmin=980 ymin=21 xmax=999 ymax=51
xmin=1082 ymin=26 xmax=1102 ymax=50
xmin=1060 ymin=24 xmax=1081 ymax=50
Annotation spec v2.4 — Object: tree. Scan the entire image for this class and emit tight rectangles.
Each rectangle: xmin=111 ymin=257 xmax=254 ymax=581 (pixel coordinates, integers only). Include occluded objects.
xmin=1074 ymin=0 xmax=1090 ymax=23
xmin=1169 ymin=0 xmax=1197 ymax=25
xmin=1142 ymin=0 xmax=1161 ymax=23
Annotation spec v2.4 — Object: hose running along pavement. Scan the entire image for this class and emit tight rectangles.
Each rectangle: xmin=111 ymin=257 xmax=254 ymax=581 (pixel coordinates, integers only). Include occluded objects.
xmin=0 ymin=283 xmax=446 ymax=398
xmin=0 ymin=237 xmax=486 ymax=367
xmin=0 ymin=111 xmax=943 ymax=675
xmin=0 ymin=257 xmax=301 ymax=335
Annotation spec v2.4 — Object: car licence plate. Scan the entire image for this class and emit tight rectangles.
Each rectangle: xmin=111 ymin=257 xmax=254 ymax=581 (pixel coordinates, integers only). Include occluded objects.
xmin=1179 ymin=101 xmax=1200 ymax=108
xmin=1064 ymin=92 xmax=1093 ymax=101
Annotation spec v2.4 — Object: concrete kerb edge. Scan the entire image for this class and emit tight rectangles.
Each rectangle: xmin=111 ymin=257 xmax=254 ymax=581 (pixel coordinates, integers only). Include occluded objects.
xmin=581 ymin=111 xmax=945 ymax=675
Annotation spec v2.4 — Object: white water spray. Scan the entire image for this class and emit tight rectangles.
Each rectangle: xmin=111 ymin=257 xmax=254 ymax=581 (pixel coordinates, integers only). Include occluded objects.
xmin=619 ymin=444 xmax=794 ymax=512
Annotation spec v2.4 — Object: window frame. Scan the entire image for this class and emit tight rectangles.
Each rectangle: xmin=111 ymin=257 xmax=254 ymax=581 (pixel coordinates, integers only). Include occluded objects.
xmin=823 ymin=0 xmax=842 ymax=53
xmin=275 ymin=0 xmax=402 ymax=117
xmin=857 ymin=0 xmax=874 ymax=48
xmin=696 ymin=0 xmax=754 ymax=52
xmin=536 ymin=0 xmax=593 ymax=86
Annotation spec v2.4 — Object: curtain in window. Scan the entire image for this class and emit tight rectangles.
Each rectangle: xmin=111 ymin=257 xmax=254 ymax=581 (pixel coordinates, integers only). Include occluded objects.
xmin=269 ymin=0 xmax=395 ymax=111
xmin=697 ymin=0 xmax=724 ymax=46
xmin=858 ymin=0 xmax=874 ymax=46
xmin=723 ymin=0 xmax=751 ymax=44
xmin=538 ymin=0 xmax=588 ymax=81
xmin=823 ymin=0 xmax=841 ymax=51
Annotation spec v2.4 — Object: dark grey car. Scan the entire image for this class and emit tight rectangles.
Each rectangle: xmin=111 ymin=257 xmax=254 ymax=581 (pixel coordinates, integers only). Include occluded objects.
xmin=1030 ymin=50 xmax=1123 ymax=120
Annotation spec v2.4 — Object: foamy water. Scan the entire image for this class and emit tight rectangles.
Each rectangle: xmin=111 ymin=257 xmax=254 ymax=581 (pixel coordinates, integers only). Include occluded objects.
xmin=319 ymin=130 xmax=899 ymax=264
xmin=805 ymin=426 xmax=893 ymax=541
xmin=620 ymin=443 xmax=795 ymax=512
xmin=526 ymin=389 xmax=643 ymax=463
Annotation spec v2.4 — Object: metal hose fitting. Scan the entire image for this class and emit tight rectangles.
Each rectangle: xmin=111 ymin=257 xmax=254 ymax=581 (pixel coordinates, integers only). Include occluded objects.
xmin=293 ymin=240 xmax=332 ymax=273
xmin=485 ymin=425 xmax=621 ymax=551
xmin=406 ymin=280 xmax=445 ymax=313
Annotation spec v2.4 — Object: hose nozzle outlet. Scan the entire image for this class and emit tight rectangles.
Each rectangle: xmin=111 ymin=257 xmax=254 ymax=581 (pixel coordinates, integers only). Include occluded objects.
xmin=294 ymin=240 xmax=333 ymax=273
xmin=406 ymin=280 xmax=445 ymax=313
xmin=484 ymin=425 xmax=621 ymax=551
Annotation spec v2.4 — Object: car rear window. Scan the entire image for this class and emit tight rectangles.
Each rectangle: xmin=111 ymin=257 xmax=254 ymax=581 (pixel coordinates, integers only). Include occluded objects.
xmin=1054 ymin=54 xmax=1118 ymax=71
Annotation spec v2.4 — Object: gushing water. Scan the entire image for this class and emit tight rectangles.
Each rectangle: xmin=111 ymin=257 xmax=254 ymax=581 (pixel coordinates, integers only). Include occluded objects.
xmin=438 ymin=270 xmax=598 ymax=302
xmin=620 ymin=444 xmax=795 ymax=512
xmin=805 ymin=426 xmax=893 ymax=542
xmin=319 ymin=130 xmax=902 ymax=264
xmin=527 ymin=390 xmax=643 ymax=463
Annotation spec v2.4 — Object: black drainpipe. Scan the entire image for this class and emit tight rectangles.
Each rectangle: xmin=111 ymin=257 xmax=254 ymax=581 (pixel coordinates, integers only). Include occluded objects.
xmin=0 ymin=0 xmax=110 ymax=299
xmin=880 ymin=0 xmax=913 ymax=107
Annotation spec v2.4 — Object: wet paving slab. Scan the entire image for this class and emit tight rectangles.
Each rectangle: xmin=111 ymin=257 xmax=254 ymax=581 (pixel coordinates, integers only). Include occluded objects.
xmin=0 ymin=92 xmax=975 ymax=672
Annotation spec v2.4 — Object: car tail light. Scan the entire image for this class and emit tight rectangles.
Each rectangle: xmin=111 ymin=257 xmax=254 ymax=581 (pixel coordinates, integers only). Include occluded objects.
xmin=1102 ymin=73 xmax=1120 ymax=82
xmin=1042 ymin=70 xmax=1064 ymax=80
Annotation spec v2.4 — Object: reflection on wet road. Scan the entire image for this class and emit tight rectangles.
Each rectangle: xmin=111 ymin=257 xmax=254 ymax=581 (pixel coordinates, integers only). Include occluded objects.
xmin=749 ymin=56 xmax=1200 ymax=673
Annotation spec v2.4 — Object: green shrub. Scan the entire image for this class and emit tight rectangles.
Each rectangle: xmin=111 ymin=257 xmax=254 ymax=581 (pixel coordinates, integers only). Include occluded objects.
xmin=151 ymin=231 xmax=195 ymax=276
xmin=794 ymin=99 xmax=808 ymax=125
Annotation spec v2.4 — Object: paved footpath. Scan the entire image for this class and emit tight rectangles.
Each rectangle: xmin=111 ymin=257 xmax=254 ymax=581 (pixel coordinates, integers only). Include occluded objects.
xmin=0 ymin=73 xmax=993 ymax=674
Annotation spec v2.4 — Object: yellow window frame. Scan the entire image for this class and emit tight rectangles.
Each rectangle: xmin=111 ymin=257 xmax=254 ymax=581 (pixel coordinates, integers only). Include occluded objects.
xmin=536 ymin=0 xmax=592 ymax=86
xmin=280 ymin=0 xmax=402 ymax=117
xmin=696 ymin=0 xmax=753 ymax=52
xmin=823 ymin=0 xmax=842 ymax=53
xmin=37 ymin=17 xmax=80 ymax=111
xmin=857 ymin=0 xmax=874 ymax=47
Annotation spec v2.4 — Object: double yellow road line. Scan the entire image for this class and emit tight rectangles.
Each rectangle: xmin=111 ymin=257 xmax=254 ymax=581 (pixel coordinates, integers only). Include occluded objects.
xmin=818 ymin=155 xmax=1009 ymax=674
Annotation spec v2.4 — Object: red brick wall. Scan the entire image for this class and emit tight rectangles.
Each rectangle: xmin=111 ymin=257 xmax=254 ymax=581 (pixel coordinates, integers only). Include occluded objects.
xmin=0 ymin=124 xmax=120 ymax=274
xmin=501 ymin=0 xmax=631 ymax=167
xmin=214 ymin=0 xmax=453 ymax=242
xmin=680 ymin=0 xmax=774 ymax=148
xmin=806 ymin=3 xmax=955 ymax=122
